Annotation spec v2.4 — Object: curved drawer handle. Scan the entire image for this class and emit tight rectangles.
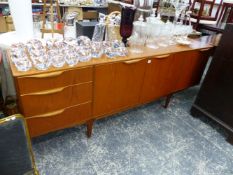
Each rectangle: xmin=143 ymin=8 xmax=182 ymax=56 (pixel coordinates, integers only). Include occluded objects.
xmin=25 ymin=71 xmax=64 ymax=78
xmin=28 ymin=87 xmax=66 ymax=95
xmin=200 ymin=48 xmax=211 ymax=52
xmin=124 ymin=58 xmax=144 ymax=64
xmin=155 ymin=54 xmax=170 ymax=59
xmin=31 ymin=109 xmax=65 ymax=118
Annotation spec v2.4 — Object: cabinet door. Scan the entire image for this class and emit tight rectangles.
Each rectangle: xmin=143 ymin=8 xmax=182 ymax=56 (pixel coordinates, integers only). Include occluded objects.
xmin=93 ymin=59 xmax=147 ymax=118
xmin=172 ymin=50 xmax=210 ymax=92
xmin=140 ymin=54 xmax=174 ymax=103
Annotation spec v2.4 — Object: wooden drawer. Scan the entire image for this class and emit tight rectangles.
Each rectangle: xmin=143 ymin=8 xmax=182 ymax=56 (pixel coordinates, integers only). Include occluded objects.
xmin=26 ymin=102 xmax=92 ymax=137
xmin=20 ymin=82 xmax=92 ymax=117
xmin=16 ymin=66 xmax=93 ymax=94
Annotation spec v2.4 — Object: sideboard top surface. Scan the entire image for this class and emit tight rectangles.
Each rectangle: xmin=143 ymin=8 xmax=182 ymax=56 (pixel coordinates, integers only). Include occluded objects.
xmin=7 ymin=35 xmax=216 ymax=77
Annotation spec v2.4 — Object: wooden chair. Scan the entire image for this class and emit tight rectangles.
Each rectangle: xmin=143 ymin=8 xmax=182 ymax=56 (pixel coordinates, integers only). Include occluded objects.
xmin=198 ymin=0 xmax=233 ymax=33
xmin=0 ymin=114 xmax=39 ymax=175
xmin=190 ymin=0 xmax=223 ymax=29
xmin=218 ymin=0 xmax=233 ymax=23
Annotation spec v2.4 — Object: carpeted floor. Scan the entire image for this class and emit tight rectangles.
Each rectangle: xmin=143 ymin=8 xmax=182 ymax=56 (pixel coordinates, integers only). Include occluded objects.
xmin=32 ymin=86 xmax=233 ymax=175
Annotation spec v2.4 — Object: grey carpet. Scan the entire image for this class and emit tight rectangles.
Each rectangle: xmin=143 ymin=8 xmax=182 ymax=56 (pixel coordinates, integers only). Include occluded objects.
xmin=32 ymin=86 xmax=233 ymax=175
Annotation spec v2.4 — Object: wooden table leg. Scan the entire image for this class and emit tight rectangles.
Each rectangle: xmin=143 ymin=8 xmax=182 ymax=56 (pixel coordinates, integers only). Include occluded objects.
xmin=163 ymin=94 xmax=173 ymax=108
xmin=86 ymin=119 xmax=94 ymax=138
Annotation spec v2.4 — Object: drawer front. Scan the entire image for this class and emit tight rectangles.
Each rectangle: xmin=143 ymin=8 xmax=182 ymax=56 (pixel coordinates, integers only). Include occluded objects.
xmin=26 ymin=102 xmax=92 ymax=137
xmin=17 ymin=66 xmax=93 ymax=94
xmin=20 ymin=82 xmax=92 ymax=117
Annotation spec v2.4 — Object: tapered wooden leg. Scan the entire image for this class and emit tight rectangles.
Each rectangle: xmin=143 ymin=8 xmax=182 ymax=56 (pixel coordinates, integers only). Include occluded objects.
xmin=190 ymin=105 xmax=201 ymax=118
xmin=163 ymin=94 xmax=173 ymax=108
xmin=86 ymin=119 xmax=94 ymax=138
xmin=227 ymin=133 xmax=233 ymax=145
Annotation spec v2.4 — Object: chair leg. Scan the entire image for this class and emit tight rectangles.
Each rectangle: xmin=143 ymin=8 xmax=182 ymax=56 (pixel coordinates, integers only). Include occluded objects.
xmin=222 ymin=6 xmax=229 ymax=23
xmin=218 ymin=4 xmax=226 ymax=24
xmin=163 ymin=94 xmax=173 ymax=108
xmin=86 ymin=119 xmax=94 ymax=138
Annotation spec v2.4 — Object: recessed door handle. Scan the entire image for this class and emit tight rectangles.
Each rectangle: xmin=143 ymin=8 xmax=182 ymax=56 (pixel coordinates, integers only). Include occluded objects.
xmin=155 ymin=54 xmax=170 ymax=59
xmin=124 ymin=58 xmax=144 ymax=64
xmin=25 ymin=71 xmax=64 ymax=78
xmin=24 ymin=86 xmax=66 ymax=96
xmin=29 ymin=109 xmax=65 ymax=118
xmin=200 ymin=48 xmax=211 ymax=52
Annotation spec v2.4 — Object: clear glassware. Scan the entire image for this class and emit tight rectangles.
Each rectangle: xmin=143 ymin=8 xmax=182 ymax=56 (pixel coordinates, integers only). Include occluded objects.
xmin=12 ymin=57 xmax=32 ymax=72
xmin=145 ymin=23 xmax=160 ymax=49
xmin=171 ymin=0 xmax=189 ymax=24
xmin=31 ymin=55 xmax=51 ymax=70
xmin=102 ymin=40 xmax=127 ymax=58
xmin=77 ymin=36 xmax=91 ymax=46
xmin=26 ymin=39 xmax=52 ymax=71
xmin=115 ymin=46 xmax=128 ymax=57
xmin=91 ymin=41 xmax=103 ymax=58
xmin=128 ymin=32 xmax=144 ymax=53
xmin=46 ymin=39 xmax=55 ymax=50
xmin=105 ymin=46 xmax=117 ymax=58
xmin=64 ymin=37 xmax=77 ymax=47
xmin=48 ymin=50 xmax=66 ymax=68
xmin=132 ymin=15 xmax=147 ymax=42
xmin=157 ymin=24 xmax=169 ymax=47
xmin=78 ymin=46 xmax=92 ymax=62
xmin=145 ymin=10 xmax=165 ymax=49
xmin=112 ymin=40 xmax=125 ymax=49
xmin=146 ymin=37 xmax=158 ymax=49
xmin=10 ymin=43 xmax=29 ymax=71
xmin=11 ymin=45 xmax=27 ymax=59
xmin=64 ymin=49 xmax=79 ymax=66
xmin=26 ymin=39 xmax=43 ymax=50
xmin=134 ymin=0 xmax=154 ymax=20
xmin=10 ymin=44 xmax=32 ymax=72
xmin=92 ymin=14 xmax=106 ymax=42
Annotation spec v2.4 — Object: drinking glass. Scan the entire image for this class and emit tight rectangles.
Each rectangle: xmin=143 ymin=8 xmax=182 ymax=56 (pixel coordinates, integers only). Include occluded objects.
xmin=64 ymin=46 xmax=79 ymax=66
xmin=103 ymin=40 xmax=127 ymax=58
xmin=12 ymin=58 xmax=32 ymax=72
xmin=10 ymin=44 xmax=32 ymax=71
xmin=134 ymin=0 xmax=154 ymax=20
xmin=78 ymin=46 xmax=92 ymax=62
xmin=171 ymin=0 xmax=189 ymax=24
xmin=48 ymin=50 xmax=66 ymax=68
xmin=26 ymin=40 xmax=52 ymax=70
xmin=77 ymin=36 xmax=91 ymax=46
xmin=115 ymin=46 xmax=128 ymax=56
xmin=105 ymin=46 xmax=118 ymax=58
xmin=31 ymin=54 xmax=51 ymax=71
xmin=128 ymin=32 xmax=145 ymax=53
xmin=91 ymin=41 xmax=103 ymax=58
xmin=146 ymin=23 xmax=160 ymax=49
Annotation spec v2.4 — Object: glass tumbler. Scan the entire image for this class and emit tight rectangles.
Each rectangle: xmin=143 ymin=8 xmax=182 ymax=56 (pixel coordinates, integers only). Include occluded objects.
xmin=12 ymin=57 xmax=32 ymax=72
xmin=91 ymin=41 xmax=103 ymax=58
xmin=31 ymin=55 xmax=51 ymax=70
xmin=78 ymin=46 xmax=92 ymax=62
xmin=64 ymin=48 xmax=79 ymax=66
xmin=48 ymin=50 xmax=66 ymax=68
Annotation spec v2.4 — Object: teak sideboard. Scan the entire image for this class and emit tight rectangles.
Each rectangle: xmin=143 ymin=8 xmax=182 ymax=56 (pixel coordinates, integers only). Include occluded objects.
xmin=7 ymin=36 xmax=215 ymax=138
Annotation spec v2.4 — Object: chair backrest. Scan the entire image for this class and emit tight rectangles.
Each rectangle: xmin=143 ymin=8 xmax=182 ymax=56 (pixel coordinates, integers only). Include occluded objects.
xmin=190 ymin=0 xmax=223 ymax=21
xmin=0 ymin=114 xmax=38 ymax=175
xmin=228 ymin=7 xmax=233 ymax=22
